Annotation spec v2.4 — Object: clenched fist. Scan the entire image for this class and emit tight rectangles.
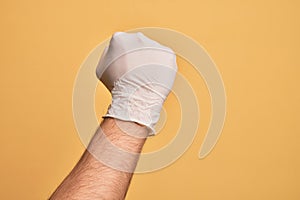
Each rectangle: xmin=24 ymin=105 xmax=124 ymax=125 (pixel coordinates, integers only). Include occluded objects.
xmin=96 ymin=32 xmax=177 ymax=135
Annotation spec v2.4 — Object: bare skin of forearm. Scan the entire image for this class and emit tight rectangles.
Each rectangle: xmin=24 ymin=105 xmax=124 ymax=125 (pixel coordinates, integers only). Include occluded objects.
xmin=50 ymin=118 xmax=148 ymax=200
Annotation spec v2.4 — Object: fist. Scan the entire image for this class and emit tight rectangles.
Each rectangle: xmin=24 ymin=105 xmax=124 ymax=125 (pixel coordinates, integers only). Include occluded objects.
xmin=96 ymin=32 xmax=177 ymax=135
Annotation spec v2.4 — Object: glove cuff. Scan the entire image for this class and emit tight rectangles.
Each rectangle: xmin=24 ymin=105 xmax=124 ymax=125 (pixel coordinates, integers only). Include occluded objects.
xmin=103 ymin=88 xmax=164 ymax=136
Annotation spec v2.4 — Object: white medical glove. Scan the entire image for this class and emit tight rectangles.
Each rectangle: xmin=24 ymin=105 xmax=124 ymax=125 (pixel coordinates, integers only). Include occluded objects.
xmin=96 ymin=32 xmax=177 ymax=135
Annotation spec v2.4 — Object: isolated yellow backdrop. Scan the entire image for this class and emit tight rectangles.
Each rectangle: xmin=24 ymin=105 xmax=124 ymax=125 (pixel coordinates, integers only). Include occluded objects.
xmin=0 ymin=0 xmax=299 ymax=199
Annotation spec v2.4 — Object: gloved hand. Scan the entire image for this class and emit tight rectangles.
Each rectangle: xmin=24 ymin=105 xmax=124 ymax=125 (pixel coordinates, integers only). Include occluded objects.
xmin=96 ymin=32 xmax=177 ymax=135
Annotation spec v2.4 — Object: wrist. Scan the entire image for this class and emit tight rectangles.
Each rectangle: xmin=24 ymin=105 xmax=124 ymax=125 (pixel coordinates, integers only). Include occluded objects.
xmin=99 ymin=118 xmax=148 ymax=153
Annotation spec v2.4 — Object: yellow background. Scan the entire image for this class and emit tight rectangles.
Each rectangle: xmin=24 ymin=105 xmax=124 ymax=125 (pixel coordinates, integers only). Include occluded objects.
xmin=1 ymin=0 xmax=299 ymax=199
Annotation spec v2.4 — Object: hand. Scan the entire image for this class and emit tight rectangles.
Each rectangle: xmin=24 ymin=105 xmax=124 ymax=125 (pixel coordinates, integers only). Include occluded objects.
xmin=96 ymin=32 xmax=178 ymax=135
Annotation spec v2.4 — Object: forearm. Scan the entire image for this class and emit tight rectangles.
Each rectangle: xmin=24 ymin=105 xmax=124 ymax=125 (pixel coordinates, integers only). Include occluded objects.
xmin=50 ymin=118 xmax=148 ymax=200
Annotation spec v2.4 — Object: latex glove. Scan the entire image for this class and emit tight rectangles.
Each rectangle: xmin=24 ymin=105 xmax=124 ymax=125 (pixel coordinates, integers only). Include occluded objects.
xmin=96 ymin=32 xmax=177 ymax=135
